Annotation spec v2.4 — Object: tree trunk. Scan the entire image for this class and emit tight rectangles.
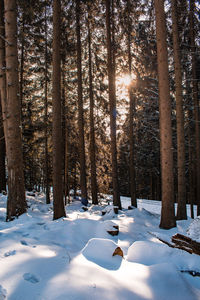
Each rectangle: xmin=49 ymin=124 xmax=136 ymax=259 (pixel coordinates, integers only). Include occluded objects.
xmin=190 ymin=0 xmax=200 ymax=215
xmin=1 ymin=0 xmax=26 ymax=220
xmin=44 ymin=3 xmax=50 ymax=204
xmin=52 ymin=0 xmax=66 ymax=219
xmin=127 ymin=0 xmax=137 ymax=208
xmin=87 ymin=5 xmax=98 ymax=205
xmin=76 ymin=0 xmax=88 ymax=205
xmin=0 ymin=99 xmax=6 ymax=192
xmin=154 ymin=0 xmax=176 ymax=229
xmin=171 ymin=0 xmax=187 ymax=220
xmin=106 ymin=0 xmax=121 ymax=210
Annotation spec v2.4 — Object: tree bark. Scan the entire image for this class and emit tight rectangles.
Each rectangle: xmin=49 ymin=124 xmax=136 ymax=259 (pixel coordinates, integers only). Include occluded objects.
xmin=127 ymin=0 xmax=137 ymax=208
xmin=106 ymin=0 xmax=121 ymax=210
xmin=154 ymin=0 xmax=176 ymax=229
xmin=87 ymin=5 xmax=98 ymax=205
xmin=190 ymin=0 xmax=200 ymax=215
xmin=44 ymin=3 xmax=50 ymax=204
xmin=171 ymin=0 xmax=187 ymax=220
xmin=0 ymin=98 xmax=6 ymax=192
xmin=76 ymin=0 xmax=88 ymax=205
xmin=1 ymin=0 xmax=26 ymax=220
xmin=52 ymin=0 xmax=66 ymax=219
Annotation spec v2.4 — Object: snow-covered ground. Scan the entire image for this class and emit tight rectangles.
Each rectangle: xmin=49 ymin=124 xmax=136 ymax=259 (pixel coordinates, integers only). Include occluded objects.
xmin=0 ymin=192 xmax=200 ymax=300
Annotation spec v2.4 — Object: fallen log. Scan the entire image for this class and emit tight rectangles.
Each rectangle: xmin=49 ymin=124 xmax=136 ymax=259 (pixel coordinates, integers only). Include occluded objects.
xmin=172 ymin=233 xmax=200 ymax=256
xmin=148 ymin=232 xmax=199 ymax=255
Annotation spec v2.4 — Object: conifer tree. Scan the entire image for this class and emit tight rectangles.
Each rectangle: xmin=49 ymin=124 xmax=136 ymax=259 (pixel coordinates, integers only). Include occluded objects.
xmin=171 ymin=0 xmax=187 ymax=220
xmin=76 ymin=0 xmax=88 ymax=205
xmin=52 ymin=0 xmax=66 ymax=219
xmin=1 ymin=0 xmax=26 ymax=220
xmin=106 ymin=0 xmax=121 ymax=211
xmin=154 ymin=0 xmax=176 ymax=229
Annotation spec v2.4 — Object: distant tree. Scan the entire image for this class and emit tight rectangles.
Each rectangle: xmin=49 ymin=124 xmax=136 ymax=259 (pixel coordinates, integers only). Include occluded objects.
xmin=106 ymin=0 xmax=121 ymax=210
xmin=44 ymin=2 xmax=50 ymax=204
xmin=76 ymin=0 xmax=88 ymax=205
xmin=1 ymin=0 xmax=26 ymax=220
xmin=154 ymin=0 xmax=176 ymax=229
xmin=52 ymin=0 xmax=66 ymax=219
xmin=127 ymin=0 xmax=137 ymax=207
xmin=87 ymin=3 xmax=98 ymax=205
xmin=171 ymin=0 xmax=187 ymax=220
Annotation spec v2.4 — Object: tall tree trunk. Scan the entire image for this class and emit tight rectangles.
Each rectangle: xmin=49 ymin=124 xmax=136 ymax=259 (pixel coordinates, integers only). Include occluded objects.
xmin=0 ymin=99 xmax=6 ymax=192
xmin=44 ymin=3 xmax=50 ymax=204
xmin=61 ymin=56 xmax=69 ymax=204
xmin=171 ymin=0 xmax=187 ymax=220
xmin=87 ymin=5 xmax=98 ymax=205
xmin=127 ymin=0 xmax=137 ymax=208
xmin=154 ymin=0 xmax=176 ymax=229
xmin=52 ymin=0 xmax=66 ymax=219
xmin=190 ymin=0 xmax=200 ymax=215
xmin=0 ymin=0 xmax=7 ymax=194
xmin=76 ymin=0 xmax=88 ymax=205
xmin=106 ymin=0 xmax=121 ymax=210
xmin=1 ymin=0 xmax=26 ymax=220
xmin=19 ymin=19 xmax=24 ymax=120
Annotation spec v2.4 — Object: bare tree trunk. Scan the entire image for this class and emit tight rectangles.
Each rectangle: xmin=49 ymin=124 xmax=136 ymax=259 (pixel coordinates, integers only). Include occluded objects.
xmin=190 ymin=0 xmax=200 ymax=215
xmin=154 ymin=0 xmax=176 ymax=229
xmin=52 ymin=0 xmax=66 ymax=219
xmin=87 ymin=5 xmax=98 ymax=205
xmin=0 ymin=99 xmax=6 ymax=192
xmin=127 ymin=0 xmax=137 ymax=208
xmin=106 ymin=0 xmax=121 ymax=210
xmin=44 ymin=3 xmax=50 ymax=204
xmin=76 ymin=0 xmax=88 ymax=205
xmin=1 ymin=0 xmax=26 ymax=220
xmin=171 ymin=0 xmax=187 ymax=220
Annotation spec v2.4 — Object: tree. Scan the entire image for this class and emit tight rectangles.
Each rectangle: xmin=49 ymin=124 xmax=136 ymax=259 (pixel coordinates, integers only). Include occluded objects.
xmin=127 ymin=0 xmax=137 ymax=207
xmin=0 ymin=0 xmax=6 ymax=193
xmin=190 ymin=0 xmax=200 ymax=215
xmin=52 ymin=0 xmax=66 ymax=219
xmin=171 ymin=0 xmax=187 ymax=220
xmin=154 ymin=0 xmax=176 ymax=229
xmin=44 ymin=2 xmax=50 ymax=204
xmin=76 ymin=0 xmax=88 ymax=205
xmin=0 ymin=100 xmax=6 ymax=192
xmin=1 ymin=0 xmax=26 ymax=220
xmin=87 ymin=3 xmax=98 ymax=205
xmin=106 ymin=0 xmax=121 ymax=210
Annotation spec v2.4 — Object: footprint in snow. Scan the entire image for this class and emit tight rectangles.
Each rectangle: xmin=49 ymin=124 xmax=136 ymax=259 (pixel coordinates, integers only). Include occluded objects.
xmin=20 ymin=240 xmax=29 ymax=246
xmin=4 ymin=250 xmax=16 ymax=257
xmin=0 ymin=285 xmax=7 ymax=299
xmin=23 ymin=273 xmax=40 ymax=284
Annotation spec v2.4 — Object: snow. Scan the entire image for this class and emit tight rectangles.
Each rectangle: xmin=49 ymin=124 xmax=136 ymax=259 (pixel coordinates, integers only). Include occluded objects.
xmin=0 ymin=192 xmax=200 ymax=300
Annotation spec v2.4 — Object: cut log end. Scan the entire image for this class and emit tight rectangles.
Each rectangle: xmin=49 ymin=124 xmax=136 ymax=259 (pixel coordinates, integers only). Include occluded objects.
xmin=112 ymin=246 xmax=123 ymax=257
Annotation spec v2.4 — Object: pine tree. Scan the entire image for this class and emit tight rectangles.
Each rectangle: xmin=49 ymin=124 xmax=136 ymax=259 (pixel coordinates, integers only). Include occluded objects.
xmin=171 ymin=0 xmax=187 ymax=220
xmin=2 ymin=0 xmax=26 ymax=220
xmin=52 ymin=0 xmax=66 ymax=219
xmin=154 ymin=0 xmax=176 ymax=229
xmin=106 ymin=0 xmax=121 ymax=211
xmin=87 ymin=3 xmax=98 ymax=205
xmin=76 ymin=0 xmax=88 ymax=205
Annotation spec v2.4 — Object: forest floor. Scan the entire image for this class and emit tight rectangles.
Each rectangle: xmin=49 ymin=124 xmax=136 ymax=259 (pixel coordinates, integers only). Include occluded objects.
xmin=0 ymin=192 xmax=200 ymax=300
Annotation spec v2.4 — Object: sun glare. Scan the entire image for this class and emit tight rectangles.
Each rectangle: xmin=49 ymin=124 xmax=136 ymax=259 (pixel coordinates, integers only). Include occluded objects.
xmin=117 ymin=74 xmax=136 ymax=88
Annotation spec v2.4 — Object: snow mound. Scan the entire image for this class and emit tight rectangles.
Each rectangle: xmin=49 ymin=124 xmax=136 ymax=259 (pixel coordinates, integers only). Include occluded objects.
xmin=127 ymin=240 xmax=172 ymax=265
xmin=0 ymin=285 xmax=7 ymax=300
xmin=82 ymin=238 xmax=123 ymax=270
